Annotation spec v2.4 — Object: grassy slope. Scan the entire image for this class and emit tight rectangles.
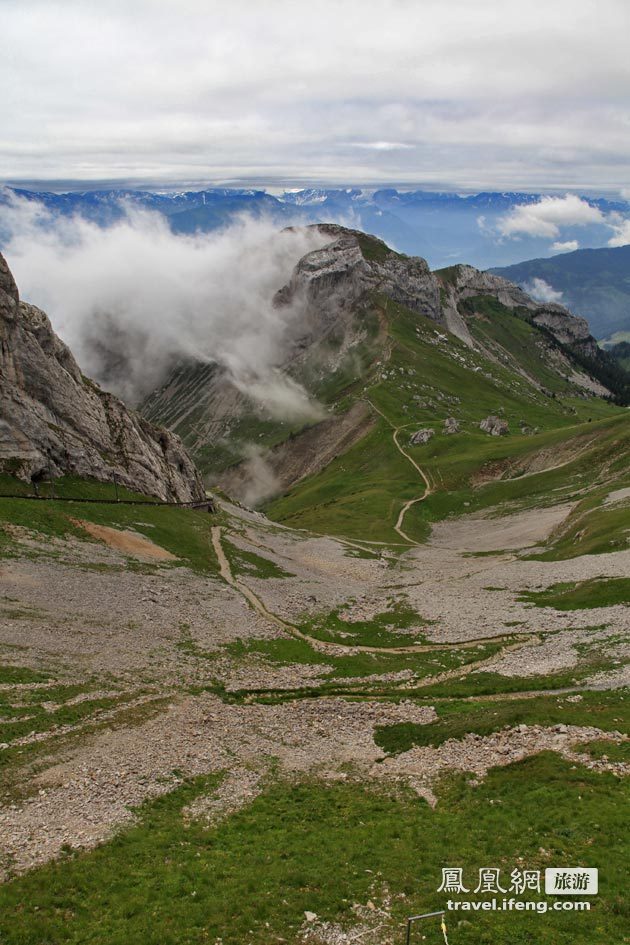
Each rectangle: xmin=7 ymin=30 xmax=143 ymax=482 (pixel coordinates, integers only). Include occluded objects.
xmin=266 ymin=293 xmax=627 ymax=546
xmin=0 ymin=477 xmax=221 ymax=575
xmin=375 ymin=688 xmax=629 ymax=753
xmin=0 ymin=754 xmax=627 ymax=945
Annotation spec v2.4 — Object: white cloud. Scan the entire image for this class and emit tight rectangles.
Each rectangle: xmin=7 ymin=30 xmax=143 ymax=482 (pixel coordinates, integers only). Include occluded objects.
xmin=497 ymin=195 xmax=605 ymax=239
xmin=607 ymin=217 xmax=630 ymax=247
xmin=523 ymin=278 xmax=563 ymax=304
xmin=1 ymin=192 xmax=327 ymax=415
xmin=350 ymin=142 xmax=414 ymax=151
xmin=551 ymin=240 xmax=579 ymax=253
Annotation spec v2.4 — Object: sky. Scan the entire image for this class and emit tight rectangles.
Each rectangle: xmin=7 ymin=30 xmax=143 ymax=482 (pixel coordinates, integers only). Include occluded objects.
xmin=1 ymin=0 xmax=629 ymax=192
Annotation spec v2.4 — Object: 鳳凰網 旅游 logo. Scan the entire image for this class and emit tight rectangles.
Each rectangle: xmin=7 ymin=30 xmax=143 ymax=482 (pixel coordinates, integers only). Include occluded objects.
xmin=544 ymin=868 xmax=598 ymax=895
xmin=436 ymin=866 xmax=598 ymax=915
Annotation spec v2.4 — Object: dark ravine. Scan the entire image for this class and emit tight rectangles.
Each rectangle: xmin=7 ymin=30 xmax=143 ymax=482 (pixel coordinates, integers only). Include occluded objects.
xmin=0 ymin=252 xmax=205 ymax=502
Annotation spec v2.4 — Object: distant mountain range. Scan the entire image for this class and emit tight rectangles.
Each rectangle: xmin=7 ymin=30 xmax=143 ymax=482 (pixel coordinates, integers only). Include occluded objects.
xmin=2 ymin=185 xmax=628 ymax=271
xmin=491 ymin=245 xmax=630 ymax=340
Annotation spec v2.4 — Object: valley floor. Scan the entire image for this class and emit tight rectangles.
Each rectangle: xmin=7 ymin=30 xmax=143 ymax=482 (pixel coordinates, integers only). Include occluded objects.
xmin=0 ymin=494 xmax=628 ymax=944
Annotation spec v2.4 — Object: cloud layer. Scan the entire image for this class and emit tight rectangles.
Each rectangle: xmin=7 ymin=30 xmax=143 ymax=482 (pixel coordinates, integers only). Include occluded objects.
xmin=1 ymin=0 xmax=630 ymax=190
xmin=1 ymin=192 xmax=327 ymax=413
xmin=495 ymin=194 xmax=630 ymax=247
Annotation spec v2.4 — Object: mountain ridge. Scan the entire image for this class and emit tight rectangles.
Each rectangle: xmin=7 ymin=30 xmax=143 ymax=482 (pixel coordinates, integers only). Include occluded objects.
xmin=491 ymin=244 xmax=630 ymax=339
xmin=141 ymin=226 xmax=628 ymax=524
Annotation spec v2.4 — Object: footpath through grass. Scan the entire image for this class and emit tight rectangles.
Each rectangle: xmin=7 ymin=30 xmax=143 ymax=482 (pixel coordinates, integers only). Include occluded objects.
xmin=0 ymin=754 xmax=627 ymax=945
xmin=226 ymin=634 xmax=508 ymax=685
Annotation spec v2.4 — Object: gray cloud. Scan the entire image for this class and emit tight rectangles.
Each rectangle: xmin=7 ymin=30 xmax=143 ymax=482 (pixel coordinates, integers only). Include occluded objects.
xmin=1 ymin=0 xmax=629 ymax=189
xmin=1 ymin=192 xmax=327 ymax=414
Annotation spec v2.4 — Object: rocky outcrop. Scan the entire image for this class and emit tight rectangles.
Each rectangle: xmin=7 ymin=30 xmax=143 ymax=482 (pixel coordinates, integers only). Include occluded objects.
xmin=443 ymin=417 xmax=460 ymax=434
xmin=279 ymin=234 xmax=599 ymax=362
xmin=0 ymin=253 xmax=205 ymax=501
xmin=438 ymin=264 xmax=597 ymax=355
xmin=275 ymin=226 xmax=443 ymax=332
xmin=480 ymin=416 xmax=509 ymax=436
xmin=409 ymin=428 xmax=435 ymax=446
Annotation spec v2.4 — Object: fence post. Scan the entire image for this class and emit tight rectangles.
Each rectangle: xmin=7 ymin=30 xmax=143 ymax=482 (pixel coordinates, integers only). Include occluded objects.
xmin=406 ymin=911 xmax=446 ymax=945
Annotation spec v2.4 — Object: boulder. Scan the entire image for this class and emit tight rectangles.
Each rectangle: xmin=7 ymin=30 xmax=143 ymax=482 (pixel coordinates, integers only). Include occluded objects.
xmin=479 ymin=416 xmax=509 ymax=436
xmin=443 ymin=417 xmax=460 ymax=434
xmin=409 ymin=428 xmax=435 ymax=446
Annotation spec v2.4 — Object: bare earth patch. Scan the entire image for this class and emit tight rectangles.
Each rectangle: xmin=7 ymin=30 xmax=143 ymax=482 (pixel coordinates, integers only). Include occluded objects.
xmin=428 ymin=504 xmax=573 ymax=552
xmin=72 ymin=520 xmax=177 ymax=561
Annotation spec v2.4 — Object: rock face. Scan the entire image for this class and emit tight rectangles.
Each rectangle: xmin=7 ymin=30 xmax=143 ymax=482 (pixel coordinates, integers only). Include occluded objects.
xmin=409 ymin=428 xmax=435 ymax=446
xmin=439 ymin=264 xmax=597 ymax=355
xmin=275 ymin=225 xmax=443 ymax=331
xmin=480 ymin=416 xmax=509 ymax=436
xmin=277 ymin=232 xmax=600 ymax=361
xmin=0 ymin=253 xmax=205 ymax=502
xmin=443 ymin=417 xmax=460 ymax=434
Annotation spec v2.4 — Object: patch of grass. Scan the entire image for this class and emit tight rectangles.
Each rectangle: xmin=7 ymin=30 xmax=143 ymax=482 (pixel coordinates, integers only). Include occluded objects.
xmin=374 ymin=689 xmax=629 ymax=754
xmin=0 ymin=690 xmax=142 ymax=745
xmin=226 ymin=634 xmax=508 ymax=685
xmin=0 ymin=757 xmax=627 ymax=944
xmin=0 ymin=665 xmax=50 ymax=685
xmin=356 ymin=232 xmax=398 ymax=264
xmin=519 ymin=578 xmax=630 ymax=610
xmin=0 ymin=480 xmax=221 ymax=574
xmin=574 ymin=737 xmax=630 ymax=763
xmin=300 ymin=601 xmax=430 ymax=647
xmin=404 ymin=653 xmax=622 ymax=699
xmin=222 ymin=538 xmax=294 ymax=579
xmin=532 ymin=482 xmax=630 ymax=559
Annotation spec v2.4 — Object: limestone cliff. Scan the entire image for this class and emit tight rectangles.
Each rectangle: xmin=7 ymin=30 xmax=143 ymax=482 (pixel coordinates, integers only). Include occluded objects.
xmin=436 ymin=264 xmax=597 ymax=354
xmin=0 ymin=252 xmax=205 ymax=502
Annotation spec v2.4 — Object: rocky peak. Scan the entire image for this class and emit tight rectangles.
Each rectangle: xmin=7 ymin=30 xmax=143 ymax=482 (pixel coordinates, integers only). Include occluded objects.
xmin=0 ymin=252 xmax=19 ymax=323
xmin=0 ymin=252 xmax=205 ymax=502
xmin=275 ymin=226 xmax=442 ymax=328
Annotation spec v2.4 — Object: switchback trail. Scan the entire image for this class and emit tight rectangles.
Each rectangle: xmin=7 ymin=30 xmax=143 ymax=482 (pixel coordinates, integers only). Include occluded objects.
xmin=366 ymin=400 xmax=434 ymax=543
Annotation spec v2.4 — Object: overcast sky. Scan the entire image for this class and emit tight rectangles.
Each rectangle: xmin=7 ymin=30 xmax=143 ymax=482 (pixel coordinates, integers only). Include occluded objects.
xmin=2 ymin=0 xmax=629 ymax=192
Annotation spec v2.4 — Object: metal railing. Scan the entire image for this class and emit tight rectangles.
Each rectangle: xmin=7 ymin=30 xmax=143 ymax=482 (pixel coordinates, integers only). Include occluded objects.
xmin=0 ymin=471 xmax=215 ymax=510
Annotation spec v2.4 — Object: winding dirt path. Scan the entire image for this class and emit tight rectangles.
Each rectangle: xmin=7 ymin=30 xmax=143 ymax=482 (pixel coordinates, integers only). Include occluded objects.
xmin=366 ymin=400 xmax=434 ymax=543
xmin=210 ymin=526 xmax=537 ymax=675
